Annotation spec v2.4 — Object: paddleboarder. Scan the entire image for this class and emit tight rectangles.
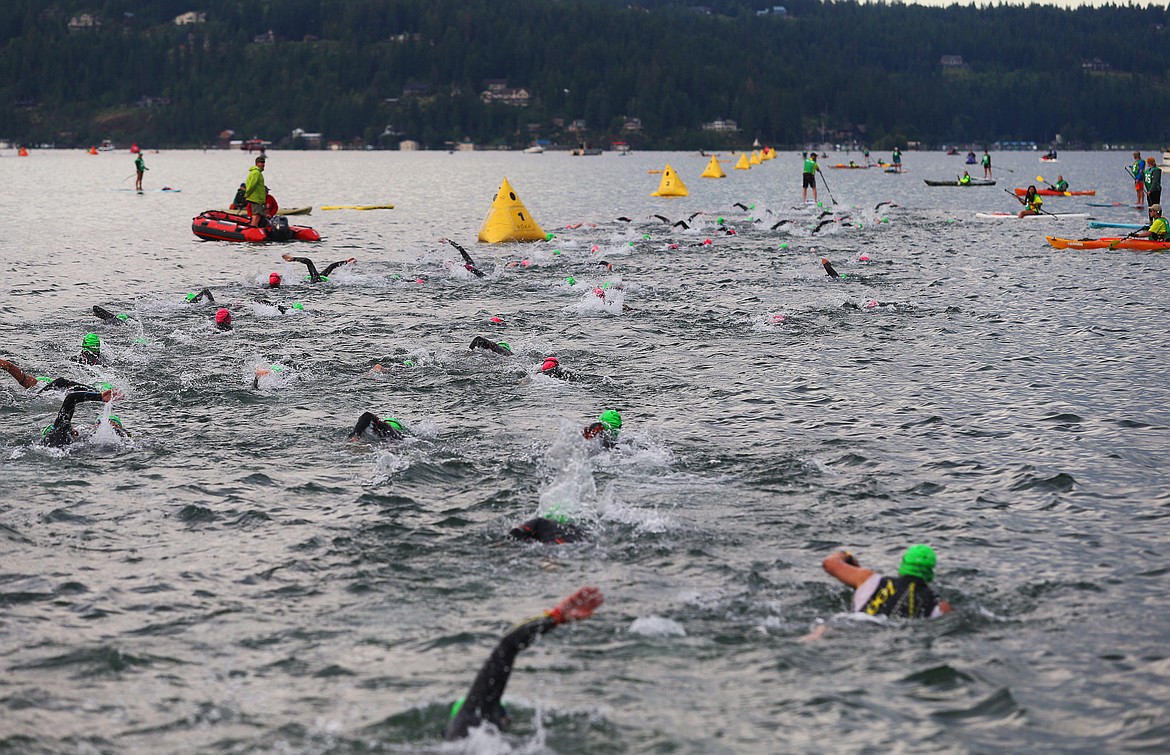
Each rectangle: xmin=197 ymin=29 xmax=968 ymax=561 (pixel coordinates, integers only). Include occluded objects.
xmin=801 ymin=152 xmax=824 ymax=205
xmin=1130 ymin=152 xmax=1145 ymax=206
xmin=134 ymin=153 xmax=147 ymax=191
xmin=1018 ymin=186 xmax=1044 ymax=218
xmin=1145 ymin=156 xmax=1162 ymax=207
xmin=982 ymin=150 xmax=992 ymax=179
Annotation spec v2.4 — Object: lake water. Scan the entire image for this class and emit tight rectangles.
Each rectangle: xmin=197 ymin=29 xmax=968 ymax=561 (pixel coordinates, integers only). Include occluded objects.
xmin=1 ymin=147 xmax=1168 ymax=753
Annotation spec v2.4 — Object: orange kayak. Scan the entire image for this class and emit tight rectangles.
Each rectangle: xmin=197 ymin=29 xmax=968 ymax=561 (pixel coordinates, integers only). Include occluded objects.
xmin=1045 ymin=235 xmax=1170 ymax=251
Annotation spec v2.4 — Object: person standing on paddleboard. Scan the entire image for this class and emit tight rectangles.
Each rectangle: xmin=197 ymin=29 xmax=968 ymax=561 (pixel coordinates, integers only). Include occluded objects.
xmin=1145 ymin=156 xmax=1162 ymax=208
xmin=801 ymin=152 xmax=824 ymax=205
xmin=134 ymin=153 xmax=147 ymax=191
xmin=1131 ymin=152 xmax=1146 ymax=206
xmin=244 ymin=155 xmax=268 ymax=228
xmin=982 ymin=150 xmax=992 ymax=179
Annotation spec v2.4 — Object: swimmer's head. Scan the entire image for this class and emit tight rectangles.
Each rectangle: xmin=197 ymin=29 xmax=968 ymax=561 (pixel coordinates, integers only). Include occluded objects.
xmin=116 ymin=313 xmax=129 ymax=321
xmin=593 ymin=287 xmax=605 ymax=298
xmin=489 ymin=316 xmax=504 ymax=326
xmin=108 ymin=415 xmax=124 ymax=430
xmin=269 ymin=272 xmax=282 ymax=286
xmin=185 ymin=292 xmax=197 ymax=302
xmin=214 ymin=308 xmax=232 ymax=328
xmin=565 ymin=276 xmax=577 ymax=285
xmin=898 ymin=544 xmax=937 ymax=582
xmin=599 ymin=409 xmax=622 ymax=431
xmin=82 ymin=333 xmax=100 ymax=353
xmin=497 ymin=341 xmax=512 ymax=354
xmin=382 ymin=417 xmax=404 ymax=432
xmin=540 ymin=357 xmax=560 ymax=373
xmin=770 ymin=313 xmax=786 ymax=323
xmin=291 ymin=302 xmax=304 ymax=311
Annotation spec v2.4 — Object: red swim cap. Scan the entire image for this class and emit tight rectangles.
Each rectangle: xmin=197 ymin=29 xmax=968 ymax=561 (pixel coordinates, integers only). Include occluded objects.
xmin=489 ymin=316 xmax=504 ymax=325
xmin=215 ymin=308 xmax=231 ymax=324
xmin=541 ymin=357 xmax=559 ymax=372
xmin=269 ymin=272 xmax=281 ymax=285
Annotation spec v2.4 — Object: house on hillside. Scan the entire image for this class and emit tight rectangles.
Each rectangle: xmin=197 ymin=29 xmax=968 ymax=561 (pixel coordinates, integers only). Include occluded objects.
xmin=68 ymin=13 xmax=101 ymax=31
xmin=940 ymin=55 xmax=965 ymax=68
xmin=480 ymin=79 xmax=530 ymax=106
xmin=702 ymin=118 xmax=739 ymax=133
xmin=174 ymin=11 xmax=206 ymax=25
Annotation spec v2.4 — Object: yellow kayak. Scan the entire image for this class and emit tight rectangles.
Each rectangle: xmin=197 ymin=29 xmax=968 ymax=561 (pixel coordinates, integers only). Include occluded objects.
xmin=321 ymin=204 xmax=395 ymax=211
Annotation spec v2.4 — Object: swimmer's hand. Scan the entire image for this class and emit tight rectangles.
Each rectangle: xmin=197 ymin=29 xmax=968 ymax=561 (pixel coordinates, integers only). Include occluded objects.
xmin=547 ymin=586 xmax=604 ymax=625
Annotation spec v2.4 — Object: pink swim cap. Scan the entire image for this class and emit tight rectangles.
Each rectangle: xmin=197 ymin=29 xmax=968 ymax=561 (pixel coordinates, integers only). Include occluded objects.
xmin=593 ymin=287 xmax=605 ymax=298
xmin=590 ymin=245 xmax=600 ymax=253
xmin=703 ymin=238 xmax=712 ymax=245
xmin=215 ymin=308 xmax=231 ymax=324
xmin=864 ymin=299 xmax=879 ymax=309
xmin=269 ymin=272 xmax=281 ymax=285
xmin=858 ymin=254 xmax=871 ymax=262
xmin=520 ymin=259 xmax=531 ymax=268
xmin=489 ymin=316 xmax=504 ymax=325
xmin=541 ymin=357 xmax=559 ymax=372
xmin=771 ymin=313 xmax=786 ymax=323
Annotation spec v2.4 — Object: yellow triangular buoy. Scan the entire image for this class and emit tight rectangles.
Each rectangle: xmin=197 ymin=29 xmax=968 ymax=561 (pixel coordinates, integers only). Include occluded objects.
xmin=477 ymin=177 xmax=546 ymax=243
xmin=700 ymin=155 xmax=726 ymax=179
xmin=651 ymin=164 xmax=689 ymax=197
xmin=734 ymin=153 xmax=751 ymax=170
xmin=750 ymin=151 xmax=761 ymax=165
xmin=762 ymin=147 xmax=775 ymax=161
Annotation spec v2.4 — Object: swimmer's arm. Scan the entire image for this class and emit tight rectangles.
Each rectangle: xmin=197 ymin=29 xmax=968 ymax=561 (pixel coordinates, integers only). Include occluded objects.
xmin=321 ymin=258 xmax=356 ymax=277
xmin=822 ymin=551 xmax=874 ymax=589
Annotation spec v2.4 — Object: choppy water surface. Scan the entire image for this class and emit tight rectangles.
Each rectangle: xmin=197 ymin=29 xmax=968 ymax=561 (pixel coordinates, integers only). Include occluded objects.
xmin=1 ymin=148 xmax=1168 ymax=753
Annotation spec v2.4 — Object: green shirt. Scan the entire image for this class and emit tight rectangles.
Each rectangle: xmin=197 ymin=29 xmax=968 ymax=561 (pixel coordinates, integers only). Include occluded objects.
xmin=244 ymin=165 xmax=267 ymax=204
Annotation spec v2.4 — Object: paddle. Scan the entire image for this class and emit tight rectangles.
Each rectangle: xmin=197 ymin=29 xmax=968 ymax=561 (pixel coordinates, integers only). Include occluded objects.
xmin=1005 ymin=187 xmax=1057 ymax=217
xmin=1109 ymin=230 xmax=1144 ymax=250
xmin=819 ymin=170 xmax=838 ymax=205
xmin=1037 ymin=175 xmax=1072 ymax=196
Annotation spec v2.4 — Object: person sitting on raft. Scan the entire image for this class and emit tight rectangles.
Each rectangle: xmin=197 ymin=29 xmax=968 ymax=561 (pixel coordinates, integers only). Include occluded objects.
xmin=441 ymin=238 xmax=485 ymax=278
xmin=1017 ymin=186 xmax=1043 ymax=218
xmin=40 ymin=389 xmax=115 ymax=448
xmin=1136 ymin=204 xmax=1167 ymax=240
xmin=0 ymin=358 xmax=90 ymax=395
xmin=443 ymin=587 xmax=604 ymax=740
xmin=469 ymin=337 xmax=512 ymax=355
xmin=822 ymin=545 xmax=953 ymax=619
xmin=582 ymin=409 xmax=622 ymax=449
xmin=230 ymin=182 xmax=247 ymax=211
xmin=508 ymin=513 xmax=587 ymax=544
xmin=348 ymin=412 xmax=406 ymax=442
xmin=281 ymin=254 xmax=357 ymax=283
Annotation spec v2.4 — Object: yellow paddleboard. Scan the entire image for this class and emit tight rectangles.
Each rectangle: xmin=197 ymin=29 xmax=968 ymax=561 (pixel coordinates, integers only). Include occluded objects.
xmin=321 ymin=204 xmax=395 ymax=211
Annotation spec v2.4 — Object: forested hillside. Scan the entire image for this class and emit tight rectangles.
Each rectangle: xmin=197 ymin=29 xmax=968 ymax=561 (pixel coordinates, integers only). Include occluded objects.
xmin=2 ymin=0 xmax=1168 ymax=149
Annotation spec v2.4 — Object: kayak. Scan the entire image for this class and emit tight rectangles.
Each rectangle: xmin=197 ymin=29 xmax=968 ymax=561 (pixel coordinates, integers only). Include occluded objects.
xmin=975 ymin=212 xmax=1089 ymax=220
xmin=321 ymin=204 xmax=395 ymax=210
xmin=1088 ymin=202 xmax=1142 ymax=208
xmin=1088 ymin=221 xmax=1144 ymax=230
xmin=924 ymin=179 xmax=996 ymax=187
xmin=192 ymin=210 xmax=320 ymax=242
xmin=1046 ymin=235 xmax=1170 ymax=251
xmin=829 ymin=164 xmax=869 ymax=169
xmin=1013 ymin=188 xmax=1096 ymax=197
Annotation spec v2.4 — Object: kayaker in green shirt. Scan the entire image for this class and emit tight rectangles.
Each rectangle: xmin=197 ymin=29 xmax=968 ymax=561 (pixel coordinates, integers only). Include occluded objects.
xmin=244 ymin=155 xmax=267 ymax=228
xmin=1048 ymin=175 xmax=1069 ymax=193
xmin=1137 ymin=204 xmax=1167 ymax=241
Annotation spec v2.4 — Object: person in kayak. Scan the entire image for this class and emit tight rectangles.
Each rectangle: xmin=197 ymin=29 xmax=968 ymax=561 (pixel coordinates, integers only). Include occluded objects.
xmin=469 ymin=337 xmax=512 ymax=355
xmin=1136 ymin=204 xmax=1167 ymax=241
xmin=348 ymin=412 xmax=406 ymax=442
xmin=1048 ymin=175 xmax=1069 ymax=193
xmin=443 ymin=586 xmax=604 ymax=740
xmin=801 ymin=152 xmax=823 ymax=205
xmin=281 ymin=253 xmax=356 ymax=283
xmin=1130 ymin=152 xmax=1145 ymax=206
xmin=982 ymin=150 xmax=992 ymax=179
xmin=582 ymin=409 xmax=621 ymax=449
xmin=822 ymin=545 xmax=953 ymax=618
xmin=40 ymin=389 xmax=114 ymax=448
xmin=134 ymin=153 xmax=147 ymax=191
xmin=1018 ymin=186 xmax=1044 ymax=218
xmin=244 ymin=155 xmax=267 ymax=228
xmin=1145 ymin=156 xmax=1162 ymax=208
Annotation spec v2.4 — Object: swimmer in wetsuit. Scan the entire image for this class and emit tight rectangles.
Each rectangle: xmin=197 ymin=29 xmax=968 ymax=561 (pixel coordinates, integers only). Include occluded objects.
xmin=185 ymin=288 xmax=215 ymax=304
xmin=40 ymin=389 xmax=113 ymax=447
xmin=214 ymin=308 xmax=232 ymax=331
xmin=0 ymin=358 xmax=89 ymax=394
xmin=92 ymin=305 xmax=131 ymax=325
xmin=469 ymin=337 xmax=512 ymax=355
xmin=348 ymin=412 xmax=406 ymax=442
xmin=281 ymin=253 xmax=356 ymax=283
xmin=443 ymin=586 xmax=604 ymax=740
xmin=537 ymin=356 xmax=572 ymax=380
xmin=441 ymin=238 xmax=485 ymax=278
xmin=582 ymin=409 xmax=622 ymax=449
xmin=253 ymin=298 xmax=304 ymax=314
xmin=822 ymin=545 xmax=952 ymax=619
xmin=508 ymin=515 xmax=587 ymax=544
xmin=76 ymin=333 xmax=103 ymax=365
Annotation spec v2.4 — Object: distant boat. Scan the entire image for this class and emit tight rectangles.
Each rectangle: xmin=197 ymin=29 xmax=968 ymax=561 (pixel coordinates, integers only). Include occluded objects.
xmin=98 ymin=139 xmax=115 ymax=152
xmin=523 ymin=145 xmax=544 ymax=154
xmin=570 ymin=144 xmax=602 ymax=156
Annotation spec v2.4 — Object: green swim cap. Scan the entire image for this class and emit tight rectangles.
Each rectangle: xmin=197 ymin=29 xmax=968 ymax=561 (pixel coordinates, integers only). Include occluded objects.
xmin=291 ymin=302 xmax=304 ymax=311
xmin=898 ymin=544 xmax=937 ymax=582
xmin=566 ymin=276 xmax=577 ymax=285
xmin=116 ymin=313 xmax=129 ymax=321
xmin=185 ymin=292 xmax=197 ymax=302
xmin=108 ymin=415 xmax=122 ymax=426
xmin=449 ymin=697 xmax=465 ymax=720
xmin=601 ymin=281 xmax=613 ymax=289
xmin=553 ymin=249 xmax=562 ymax=256
xmin=545 ymin=233 xmax=555 ymax=241
xmin=599 ymin=409 xmax=622 ymax=431
xmin=96 ymin=382 xmax=113 ymax=390
xmin=82 ymin=333 xmax=100 ymax=352
xmin=498 ymin=342 xmax=512 ymax=353
xmin=402 ymin=360 xmax=415 ymax=367
xmin=383 ymin=417 xmax=404 ymax=432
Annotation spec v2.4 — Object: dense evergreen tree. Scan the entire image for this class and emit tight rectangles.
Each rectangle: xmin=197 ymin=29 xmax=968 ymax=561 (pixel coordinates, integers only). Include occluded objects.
xmin=1 ymin=0 xmax=1167 ymax=149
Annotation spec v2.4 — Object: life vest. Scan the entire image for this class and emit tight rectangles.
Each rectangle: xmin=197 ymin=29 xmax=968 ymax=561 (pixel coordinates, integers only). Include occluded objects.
xmin=1149 ymin=217 xmax=1167 ymax=240
xmin=803 ymin=158 xmax=816 ymax=174
xmin=861 ymin=576 xmax=938 ymax=618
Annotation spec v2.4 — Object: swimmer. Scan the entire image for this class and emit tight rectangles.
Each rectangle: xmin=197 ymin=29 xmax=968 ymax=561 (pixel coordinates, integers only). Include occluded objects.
xmin=266 ymin=272 xmax=282 ymax=288
xmin=582 ymin=409 xmax=621 ymax=449
xmin=443 ymin=586 xmax=604 ymax=740
xmin=92 ymin=305 xmax=131 ymax=325
xmin=348 ymin=412 xmax=406 ymax=442
xmin=508 ymin=515 xmax=586 ymax=544
xmin=40 ymin=389 xmax=113 ymax=447
xmin=104 ymin=414 xmax=131 ymax=438
xmin=214 ymin=308 xmax=232 ymax=331
xmin=0 ymin=358 xmax=89 ymax=394
xmin=537 ymin=356 xmax=571 ymax=380
xmin=441 ymin=238 xmax=485 ymax=278
xmin=822 ymin=546 xmax=952 ymax=619
xmin=253 ymin=298 xmax=303 ymax=314
xmin=821 ymin=258 xmax=840 ymax=279
xmin=185 ymin=288 xmax=215 ymax=304
xmin=76 ymin=333 xmax=102 ymax=365
xmin=469 ymin=336 xmax=512 ymax=355
xmin=281 ymin=253 xmax=356 ymax=283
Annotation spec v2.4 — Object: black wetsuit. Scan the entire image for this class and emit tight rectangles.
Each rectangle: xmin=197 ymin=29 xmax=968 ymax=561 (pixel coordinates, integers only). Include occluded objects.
xmin=469 ymin=337 xmax=511 ymax=355
xmin=41 ymin=390 xmax=105 ymax=447
xmin=0 ymin=359 xmax=87 ymax=394
xmin=187 ymin=288 xmax=215 ymax=304
xmin=859 ymin=575 xmax=939 ymax=619
xmin=348 ymin=412 xmax=404 ymax=441
xmin=443 ymin=615 xmax=559 ymax=740
xmin=539 ymin=365 xmax=572 ymax=381
xmin=287 ymin=256 xmax=351 ymax=283
xmin=93 ymin=305 xmax=128 ymax=324
xmin=446 ymin=239 xmax=485 ymax=278
xmin=509 ymin=517 xmax=586 ymax=544
xmin=75 ymin=350 xmax=101 ymax=366
xmin=582 ymin=422 xmax=618 ymax=449
xmin=254 ymin=298 xmax=294 ymax=314
xmin=822 ymin=260 xmax=840 ymax=278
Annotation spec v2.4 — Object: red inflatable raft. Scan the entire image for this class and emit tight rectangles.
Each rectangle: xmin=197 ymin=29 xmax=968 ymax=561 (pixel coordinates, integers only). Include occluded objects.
xmin=192 ymin=210 xmax=320 ymax=242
